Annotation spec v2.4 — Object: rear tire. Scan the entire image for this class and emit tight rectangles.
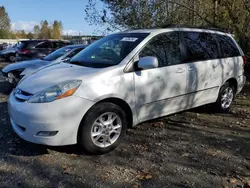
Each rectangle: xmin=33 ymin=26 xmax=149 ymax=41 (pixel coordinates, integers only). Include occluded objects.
xmin=78 ymin=102 xmax=127 ymax=155
xmin=213 ymin=82 xmax=235 ymax=113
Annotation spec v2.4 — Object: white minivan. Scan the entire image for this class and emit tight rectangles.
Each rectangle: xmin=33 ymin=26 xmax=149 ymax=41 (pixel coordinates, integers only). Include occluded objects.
xmin=8 ymin=27 xmax=246 ymax=154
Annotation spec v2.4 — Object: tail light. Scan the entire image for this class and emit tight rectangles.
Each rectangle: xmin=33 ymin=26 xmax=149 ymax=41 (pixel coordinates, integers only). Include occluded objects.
xmin=19 ymin=49 xmax=30 ymax=54
xmin=243 ymin=56 xmax=247 ymax=66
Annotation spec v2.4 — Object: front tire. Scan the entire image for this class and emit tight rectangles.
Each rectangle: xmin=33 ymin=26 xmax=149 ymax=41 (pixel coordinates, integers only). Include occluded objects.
xmin=213 ymin=82 xmax=235 ymax=113
xmin=78 ymin=102 xmax=127 ymax=154
xmin=8 ymin=55 xmax=16 ymax=62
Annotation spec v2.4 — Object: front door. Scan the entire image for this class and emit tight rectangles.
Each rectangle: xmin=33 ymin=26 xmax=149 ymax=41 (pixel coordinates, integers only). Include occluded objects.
xmin=134 ymin=31 xmax=188 ymax=122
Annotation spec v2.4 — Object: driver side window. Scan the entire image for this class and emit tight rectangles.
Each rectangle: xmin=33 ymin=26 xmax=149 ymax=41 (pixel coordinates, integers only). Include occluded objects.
xmin=139 ymin=32 xmax=181 ymax=67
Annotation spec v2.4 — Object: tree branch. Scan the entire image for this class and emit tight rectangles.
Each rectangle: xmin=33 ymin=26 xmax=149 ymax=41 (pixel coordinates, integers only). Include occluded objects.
xmin=242 ymin=0 xmax=250 ymax=13
xmin=167 ymin=1 xmax=216 ymax=27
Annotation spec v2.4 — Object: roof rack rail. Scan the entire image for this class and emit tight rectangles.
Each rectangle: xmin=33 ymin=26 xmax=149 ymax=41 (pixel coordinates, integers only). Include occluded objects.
xmin=161 ymin=24 xmax=230 ymax=33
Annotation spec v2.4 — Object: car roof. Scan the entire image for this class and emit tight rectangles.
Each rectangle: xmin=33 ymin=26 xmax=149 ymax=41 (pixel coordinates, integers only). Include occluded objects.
xmin=20 ymin=39 xmax=71 ymax=43
xmin=121 ymin=27 xmax=231 ymax=37
xmin=66 ymin=44 xmax=89 ymax=48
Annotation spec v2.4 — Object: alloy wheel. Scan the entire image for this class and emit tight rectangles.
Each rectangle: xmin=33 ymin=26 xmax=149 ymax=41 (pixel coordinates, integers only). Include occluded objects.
xmin=91 ymin=112 xmax=122 ymax=148
xmin=221 ymin=87 xmax=234 ymax=109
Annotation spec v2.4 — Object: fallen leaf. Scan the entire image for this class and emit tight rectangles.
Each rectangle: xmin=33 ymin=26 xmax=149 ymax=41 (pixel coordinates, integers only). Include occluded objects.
xmin=62 ymin=165 xmax=67 ymax=169
xmin=62 ymin=165 xmax=74 ymax=175
xmin=132 ymin=183 xmax=140 ymax=188
xmin=70 ymin=154 xmax=78 ymax=158
xmin=145 ymin=174 xmax=152 ymax=180
xmin=152 ymin=121 xmax=164 ymax=128
xmin=136 ymin=171 xmax=153 ymax=181
xmin=230 ymin=178 xmax=237 ymax=183
xmin=182 ymin=153 xmax=189 ymax=157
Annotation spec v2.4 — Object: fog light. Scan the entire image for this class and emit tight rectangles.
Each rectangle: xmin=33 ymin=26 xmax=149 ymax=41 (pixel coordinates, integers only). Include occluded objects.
xmin=36 ymin=131 xmax=58 ymax=137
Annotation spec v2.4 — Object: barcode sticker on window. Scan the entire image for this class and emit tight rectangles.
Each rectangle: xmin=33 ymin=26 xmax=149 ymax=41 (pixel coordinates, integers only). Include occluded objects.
xmin=120 ymin=37 xmax=138 ymax=42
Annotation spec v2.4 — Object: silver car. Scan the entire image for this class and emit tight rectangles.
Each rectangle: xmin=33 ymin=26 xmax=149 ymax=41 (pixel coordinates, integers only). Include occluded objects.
xmin=2 ymin=44 xmax=88 ymax=86
xmin=8 ymin=27 xmax=246 ymax=154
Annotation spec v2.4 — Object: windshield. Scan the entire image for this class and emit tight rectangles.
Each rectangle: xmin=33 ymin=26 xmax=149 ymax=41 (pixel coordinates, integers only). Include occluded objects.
xmin=43 ymin=46 xmax=72 ymax=61
xmin=70 ymin=33 xmax=149 ymax=68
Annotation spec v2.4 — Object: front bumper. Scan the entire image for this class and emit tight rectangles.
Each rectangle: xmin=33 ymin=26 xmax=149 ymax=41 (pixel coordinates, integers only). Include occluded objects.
xmin=8 ymin=92 xmax=94 ymax=146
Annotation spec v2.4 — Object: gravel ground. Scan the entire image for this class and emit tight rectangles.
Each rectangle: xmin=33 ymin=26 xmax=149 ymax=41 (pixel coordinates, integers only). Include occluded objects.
xmin=0 ymin=62 xmax=249 ymax=188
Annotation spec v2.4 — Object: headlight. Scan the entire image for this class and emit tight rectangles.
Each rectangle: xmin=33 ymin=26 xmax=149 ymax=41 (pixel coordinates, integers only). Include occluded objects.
xmin=28 ymin=80 xmax=82 ymax=103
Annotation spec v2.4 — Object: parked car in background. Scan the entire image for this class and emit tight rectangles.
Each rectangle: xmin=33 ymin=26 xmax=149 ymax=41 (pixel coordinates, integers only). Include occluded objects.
xmin=2 ymin=44 xmax=87 ymax=86
xmin=8 ymin=27 xmax=246 ymax=154
xmin=0 ymin=43 xmax=8 ymax=51
xmin=0 ymin=44 xmax=18 ymax=62
xmin=16 ymin=39 xmax=71 ymax=61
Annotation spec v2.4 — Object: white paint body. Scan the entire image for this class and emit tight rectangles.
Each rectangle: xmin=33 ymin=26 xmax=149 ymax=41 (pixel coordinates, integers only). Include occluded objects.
xmin=8 ymin=28 xmax=246 ymax=146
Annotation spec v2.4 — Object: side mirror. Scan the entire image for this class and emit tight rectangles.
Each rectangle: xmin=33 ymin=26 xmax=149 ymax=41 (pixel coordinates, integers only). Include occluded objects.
xmin=62 ymin=57 xmax=70 ymax=63
xmin=138 ymin=56 xmax=158 ymax=70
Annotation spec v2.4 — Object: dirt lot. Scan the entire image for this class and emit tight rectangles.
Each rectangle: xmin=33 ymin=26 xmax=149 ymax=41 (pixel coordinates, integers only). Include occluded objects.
xmin=0 ymin=62 xmax=249 ymax=188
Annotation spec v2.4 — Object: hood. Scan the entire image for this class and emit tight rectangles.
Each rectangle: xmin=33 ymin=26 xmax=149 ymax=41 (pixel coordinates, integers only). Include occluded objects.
xmin=2 ymin=59 xmax=49 ymax=73
xmin=18 ymin=63 xmax=99 ymax=94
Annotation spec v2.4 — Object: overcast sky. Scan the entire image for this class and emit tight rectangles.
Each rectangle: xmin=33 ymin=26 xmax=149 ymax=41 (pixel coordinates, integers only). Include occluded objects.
xmin=0 ymin=0 xmax=104 ymax=35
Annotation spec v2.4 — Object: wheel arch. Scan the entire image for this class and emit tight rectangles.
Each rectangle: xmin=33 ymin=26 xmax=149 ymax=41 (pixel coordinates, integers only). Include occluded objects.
xmin=224 ymin=78 xmax=238 ymax=93
xmin=79 ymin=97 xmax=134 ymax=130
xmin=96 ymin=98 xmax=133 ymax=129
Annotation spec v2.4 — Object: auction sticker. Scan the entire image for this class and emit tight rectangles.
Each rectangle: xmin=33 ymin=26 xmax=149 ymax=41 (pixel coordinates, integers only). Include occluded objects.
xmin=120 ymin=37 xmax=138 ymax=42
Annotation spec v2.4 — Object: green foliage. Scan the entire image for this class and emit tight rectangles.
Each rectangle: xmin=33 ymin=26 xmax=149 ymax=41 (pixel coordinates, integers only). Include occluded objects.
xmin=85 ymin=0 xmax=250 ymax=54
xmin=0 ymin=29 xmax=10 ymax=38
xmin=0 ymin=6 xmax=10 ymax=31
xmin=51 ymin=20 xmax=63 ymax=39
xmin=32 ymin=20 xmax=63 ymax=39
xmin=0 ymin=5 xmax=63 ymax=40
xmin=0 ymin=6 xmax=11 ymax=39
xmin=39 ymin=20 xmax=51 ymax=39
xmin=33 ymin=25 xmax=40 ymax=39
xmin=27 ymin=32 xmax=34 ymax=39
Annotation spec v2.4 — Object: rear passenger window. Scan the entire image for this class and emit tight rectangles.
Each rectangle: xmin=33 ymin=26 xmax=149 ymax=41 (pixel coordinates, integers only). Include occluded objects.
xmin=55 ymin=42 xmax=66 ymax=48
xmin=183 ymin=32 xmax=219 ymax=62
xmin=140 ymin=32 xmax=181 ymax=67
xmin=35 ymin=42 xmax=53 ymax=49
xmin=216 ymin=35 xmax=240 ymax=58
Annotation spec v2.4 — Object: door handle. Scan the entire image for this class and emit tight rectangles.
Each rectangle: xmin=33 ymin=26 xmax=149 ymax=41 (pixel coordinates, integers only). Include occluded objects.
xmin=176 ymin=68 xmax=185 ymax=73
xmin=188 ymin=67 xmax=196 ymax=71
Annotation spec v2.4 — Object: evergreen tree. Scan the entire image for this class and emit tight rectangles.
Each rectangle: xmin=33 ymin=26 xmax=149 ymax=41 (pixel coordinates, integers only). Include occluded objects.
xmin=0 ymin=6 xmax=11 ymax=38
xmin=39 ymin=20 xmax=51 ymax=39
xmin=51 ymin=20 xmax=63 ymax=39
xmin=33 ymin=25 xmax=40 ymax=39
